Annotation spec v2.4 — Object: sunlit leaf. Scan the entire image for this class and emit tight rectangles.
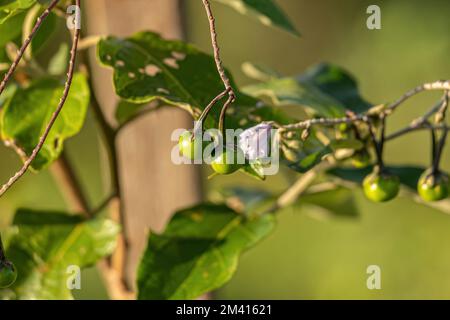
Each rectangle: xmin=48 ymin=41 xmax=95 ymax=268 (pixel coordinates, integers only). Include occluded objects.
xmin=243 ymin=63 xmax=372 ymax=117
xmin=0 ymin=0 xmax=36 ymax=24
xmin=98 ymin=31 xmax=292 ymax=130
xmin=1 ymin=73 xmax=90 ymax=170
xmin=0 ymin=209 xmax=119 ymax=300
xmin=213 ymin=0 xmax=299 ymax=36
xmin=137 ymin=203 xmax=275 ymax=300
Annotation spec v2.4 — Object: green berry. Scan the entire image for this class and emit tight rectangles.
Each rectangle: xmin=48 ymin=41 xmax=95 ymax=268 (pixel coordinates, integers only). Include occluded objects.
xmin=363 ymin=170 xmax=400 ymax=202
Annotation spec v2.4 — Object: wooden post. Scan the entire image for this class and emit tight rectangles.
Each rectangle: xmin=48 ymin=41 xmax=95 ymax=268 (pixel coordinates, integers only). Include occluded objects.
xmin=84 ymin=0 xmax=202 ymax=290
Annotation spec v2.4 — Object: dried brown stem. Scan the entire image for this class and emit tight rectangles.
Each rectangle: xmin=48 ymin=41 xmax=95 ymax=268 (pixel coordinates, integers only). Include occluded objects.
xmin=201 ymin=0 xmax=233 ymax=93
xmin=201 ymin=0 xmax=236 ymax=136
xmin=384 ymin=80 xmax=450 ymax=114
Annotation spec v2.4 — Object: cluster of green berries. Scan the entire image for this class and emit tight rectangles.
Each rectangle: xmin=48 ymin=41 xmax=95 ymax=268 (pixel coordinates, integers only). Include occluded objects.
xmin=178 ymin=131 xmax=245 ymax=175
xmin=361 ymin=166 xmax=449 ymax=203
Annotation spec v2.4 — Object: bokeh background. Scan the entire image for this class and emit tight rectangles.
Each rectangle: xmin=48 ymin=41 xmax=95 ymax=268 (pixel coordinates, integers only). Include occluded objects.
xmin=1 ymin=0 xmax=449 ymax=299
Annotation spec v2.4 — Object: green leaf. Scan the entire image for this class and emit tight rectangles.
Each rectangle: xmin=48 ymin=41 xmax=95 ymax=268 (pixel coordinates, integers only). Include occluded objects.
xmin=243 ymin=63 xmax=372 ymax=117
xmin=286 ymin=140 xmax=332 ymax=173
xmin=298 ymin=63 xmax=372 ymax=114
xmin=1 ymin=73 xmax=90 ymax=170
xmin=47 ymin=43 xmax=69 ymax=76
xmin=298 ymin=187 xmax=359 ymax=218
xmin=240 ymin=161 xmax=266 ymax=181
xmin=0 ymin=0 xmax=35 ymax=24
xmin=98 ymin=31 xmax=292 ymax=130
xmin=243 ymin=77 xmax=347 ymax=118
xmin=115 ymin=99 xmax=150 ymax=125
xmin=28 ymin=9 xmax=57 ymax=55
xmin=137 ymin=203 xmax=276 ymax=300
xmin=241 ymin=62 xmax=282 ymax=82
xmin=0 ymin=209 xmax=119 ymax=300
xmin=0 ymin=10 xmax=25 ymax=48
xmin=213 ymin=0 xmax=299 ymax=36
xmin=216 ymin=185 xmax=358 ymax=218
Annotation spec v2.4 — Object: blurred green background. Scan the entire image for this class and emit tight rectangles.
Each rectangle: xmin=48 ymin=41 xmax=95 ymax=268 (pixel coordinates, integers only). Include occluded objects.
xmin=1 ymin=0 xmax=450 ymax=299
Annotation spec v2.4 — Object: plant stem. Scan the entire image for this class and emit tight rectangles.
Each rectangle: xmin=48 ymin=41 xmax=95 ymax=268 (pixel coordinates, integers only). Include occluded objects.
xmin=50 ymin=150 xmax=91 ymax=216
xmin=88 ymin=80 xmax=131 ymax=291
xmin=201 ymin=0 xmax=236 ymax=139
xmin=0 ymin=233 xmax=6 ymax=262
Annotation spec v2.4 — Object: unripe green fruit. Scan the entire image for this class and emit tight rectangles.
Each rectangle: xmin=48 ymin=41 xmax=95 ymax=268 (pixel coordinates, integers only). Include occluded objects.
xmin=351 ymin=150 xmax=371 ymax=168
xmin=417 ymin=169 xmax=449 ymax=202
xmin=211 ymin=148 xmax=244 ymax=175
xmin=0 ymin=260 xmax=17 ymax=288
xmin=178 ymin=131 xmax=203 ymax=160
xmin=363 ymin=170 xmax=400 ymax=202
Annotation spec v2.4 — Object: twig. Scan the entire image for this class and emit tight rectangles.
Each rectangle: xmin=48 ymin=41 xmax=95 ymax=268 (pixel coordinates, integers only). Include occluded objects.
xmin=201 ymin=0 xmax=236 ymax=136
xmin=385 ymin=98 xmax=446 ymax=141
xmin=88 ymin=78 xmax=131 ymax=291
xmin=201 ymin=0 xmax=233 ymax=93
xmin=0 ymin=0 xmax=80 ymax=197
xmin=0 ymin=0 xmax=61 ymax=96
xmin=433 ymin=93 xmax=449 ymax=172
xmin=0 ymin=233 xmax=6 ymax=262
xmin=50 ymin=150 xmax=90 ymax=216
xmin=218 ymin=93 xmax=234 ymax=135
xmin=90 ymin=193 xmax=117 ymax=216
xmin=267 ymin=161 xmax=333 ymax=214
xmin=384 ymin=80 xmax=450 ymax=114
xmin=282 ymin=114 xmax=369 ymax=130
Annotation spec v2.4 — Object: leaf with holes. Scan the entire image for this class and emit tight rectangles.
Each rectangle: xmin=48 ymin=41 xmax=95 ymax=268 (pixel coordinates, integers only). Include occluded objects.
xmin=136 ymin=203 xmax=276 ymax=300
xmin=213 ymin=0 xmax=299 ymax=36
xmin=0 ymin=209 xmax=119 ymax=300
xmin=98 ymin=31 xmax=292 ymax=130
xmin=1 ymin=73 xmax=90 ymax=170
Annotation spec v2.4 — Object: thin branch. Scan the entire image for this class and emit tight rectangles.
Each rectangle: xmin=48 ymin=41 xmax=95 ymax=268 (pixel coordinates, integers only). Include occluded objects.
xmin=266 ymin=161 xmax=335 ymax=214
xmin=88 ymin=78 xmax=131 ymax=291
xmin=201 ymin=0 xmax=236 ymax=137
xmin=50 ymin=150 xmax=90 ymax=216
xmin=0 ymin=0 xmax=80 ymax=198
xmin=282 ymin=114 xmax=369 ymax=130
xmin=385 ymin=123 xmax=447 ymax=141
xmin=385 ymin=98 xmax=446 ymax=141
xmin=218 ymin=93 xmax=234 ymax=135
xmin=384 ymin=80 xmax=450 ymax=114
xmin=433 ymin=93 xmax=449 ymax=172
xmin=0 ymin=233 xmax=6 ymax=262
xmin=201 ymin=0 xmax=234 ymax=94
xmin=0 ymin=0 xmax=60 ymax=96
xmin=90 ymin=193 xmax=117 ymax=216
